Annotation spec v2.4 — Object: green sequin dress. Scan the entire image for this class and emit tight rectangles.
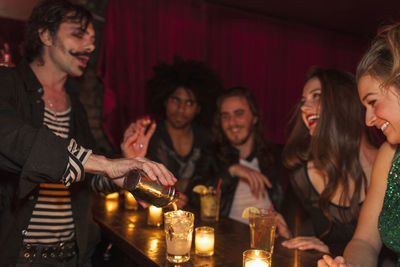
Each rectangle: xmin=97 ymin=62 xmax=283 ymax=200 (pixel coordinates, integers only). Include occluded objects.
xmin=378 ymin=145 xmax=400 ymax=265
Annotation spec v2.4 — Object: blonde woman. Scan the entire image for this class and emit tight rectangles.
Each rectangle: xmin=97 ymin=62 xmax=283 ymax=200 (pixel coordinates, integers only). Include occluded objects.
xmin=319 ymin=23 xmax=400 ymax=267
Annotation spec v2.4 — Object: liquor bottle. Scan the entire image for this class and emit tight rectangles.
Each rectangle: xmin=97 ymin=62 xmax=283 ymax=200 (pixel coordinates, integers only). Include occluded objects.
xmin=2 ymin=43 xmax=11 ymax=67
xmin=123 ymin=169 xmax=179 ymax=207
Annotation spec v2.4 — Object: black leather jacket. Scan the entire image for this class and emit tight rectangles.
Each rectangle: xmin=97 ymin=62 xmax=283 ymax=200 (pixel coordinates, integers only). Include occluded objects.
xmin=0 ymin=61 xmax=98 ymax=266
xmin=186 ymin=142 xmax=287 ymax=217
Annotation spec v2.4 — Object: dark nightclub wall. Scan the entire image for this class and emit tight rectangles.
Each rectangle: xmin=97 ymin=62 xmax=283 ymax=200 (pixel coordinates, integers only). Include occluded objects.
xmin=98 ymin=0 xmax=369 ymax=150
xmin=1 ymin=0 xmax=371 ymax=153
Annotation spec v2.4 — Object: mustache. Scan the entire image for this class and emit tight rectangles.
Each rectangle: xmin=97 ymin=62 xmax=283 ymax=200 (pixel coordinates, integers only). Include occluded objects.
xmin=171 ymin=113 xmax=188 ymax=119
xmin=69 ymin=50 xmax=91 ymax=57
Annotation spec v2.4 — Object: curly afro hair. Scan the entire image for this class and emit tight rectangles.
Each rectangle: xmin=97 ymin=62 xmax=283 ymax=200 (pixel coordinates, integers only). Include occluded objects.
xmin=145 ymin=56 xmax=223 ymax=127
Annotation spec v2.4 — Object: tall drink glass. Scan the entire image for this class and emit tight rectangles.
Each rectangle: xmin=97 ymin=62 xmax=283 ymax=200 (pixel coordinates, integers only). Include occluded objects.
xmin=249 ymin=209 xmax=277 ymax=253
xmin=200 ymin=187 xmax=220 ymax=222
xmin=164 ymin=210 xmax=194 ymax=263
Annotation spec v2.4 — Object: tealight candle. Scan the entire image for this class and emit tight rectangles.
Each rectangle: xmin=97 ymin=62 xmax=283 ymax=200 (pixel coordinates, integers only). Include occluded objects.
xmin=105 ymin=192 xmax=119 ymax=200
xmin=105 ymin=192 xmax=119 ymax=213
xmin=195 ymin=226 xmax=215 ymax=256
xmin=123 ymin=190 xmax=138 ymax=210
xmin=243 ymin=249 xmax=271 ymax=267
xmin=245 ymin=259 xmax=268 ymax=267
xmin=147 ymin=205 xmax=163 ymax=226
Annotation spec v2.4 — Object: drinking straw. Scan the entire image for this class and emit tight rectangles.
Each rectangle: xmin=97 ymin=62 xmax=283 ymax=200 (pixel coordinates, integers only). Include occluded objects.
xmin=268 ymin=204 xmax=274 ymax=214
xmin=216 ymin=178 xmax=222 ymax=197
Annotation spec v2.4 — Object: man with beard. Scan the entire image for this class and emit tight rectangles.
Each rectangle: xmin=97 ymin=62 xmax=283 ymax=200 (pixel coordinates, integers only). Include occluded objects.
xmin=133 ymin=57 xmax=222 ymax=208
xmin=187 ymin=87 xmax=289 ymax=230
xmin=0 ymin=0 xmax=176 ymax=265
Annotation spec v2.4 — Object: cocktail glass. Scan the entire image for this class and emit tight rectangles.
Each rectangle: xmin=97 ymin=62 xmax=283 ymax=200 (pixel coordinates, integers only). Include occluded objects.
xmin=164 ymin=210 xmax=194 ymax=263
xmin=200 ymin=187 xmax=220 ymax=222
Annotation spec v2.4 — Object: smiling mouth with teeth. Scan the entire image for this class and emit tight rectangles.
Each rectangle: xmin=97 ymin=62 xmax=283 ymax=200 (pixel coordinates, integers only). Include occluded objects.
xmin=76 ymin=56 xmax=89 ymax=66
xmin=381 ymin=122 xmax=390 ymax=132
xmin=306 ymin=114 xmax=319 ymax=127
xmin=229 ymin=126 xmax=242 ymax=133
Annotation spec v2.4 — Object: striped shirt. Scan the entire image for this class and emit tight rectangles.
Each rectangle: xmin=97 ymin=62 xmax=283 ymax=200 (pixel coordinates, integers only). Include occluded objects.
xmin=24 ymin=107 xmax=91 ymax=244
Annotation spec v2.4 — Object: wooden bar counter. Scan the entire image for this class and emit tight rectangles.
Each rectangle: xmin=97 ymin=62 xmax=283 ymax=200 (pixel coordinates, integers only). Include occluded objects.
xmin=91 ymin=194 xmax=324 ymax=266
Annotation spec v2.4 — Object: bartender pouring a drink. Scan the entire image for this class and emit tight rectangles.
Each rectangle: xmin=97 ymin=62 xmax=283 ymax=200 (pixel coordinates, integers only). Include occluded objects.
xmin=0 ymin=0 xmax=176 ymax=265
xmin=5 ymin=0 xmax=397 ymax=266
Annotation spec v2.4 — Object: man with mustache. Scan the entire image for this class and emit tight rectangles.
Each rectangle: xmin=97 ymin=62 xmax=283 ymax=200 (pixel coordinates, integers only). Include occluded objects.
xmin=127 ymin=56 xmax=223 ymax=208
xmin=188 ymin=87 xmax=289 ymax=235
xmin=0 ymin=0 xmax=176 ymax=265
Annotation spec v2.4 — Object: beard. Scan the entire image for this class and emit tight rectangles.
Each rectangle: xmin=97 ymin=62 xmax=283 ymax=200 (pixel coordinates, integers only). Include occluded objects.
xmin=166 ymin=115 xmax=192 ymax=129
xmin=225 ymin=124 xmax=255 ymax=146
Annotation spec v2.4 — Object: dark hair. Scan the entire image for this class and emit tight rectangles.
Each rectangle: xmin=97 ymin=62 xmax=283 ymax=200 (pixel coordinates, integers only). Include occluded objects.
xmin=145 ymin=56 xmax=223 ymax=126
xmin=356 ymin=23 xmax=400 ymax=91
xmin=283 ymin=68 xmax=370 ymax=233
xmin=25 ymin=0 xmax=92 ymax=63
xmin=213 ymin=86 xmax=275 ymax=164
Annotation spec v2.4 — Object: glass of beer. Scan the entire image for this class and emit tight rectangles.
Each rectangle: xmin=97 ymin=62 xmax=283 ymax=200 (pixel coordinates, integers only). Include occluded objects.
xmin=249 ymin=209 xmax=277 ymax=253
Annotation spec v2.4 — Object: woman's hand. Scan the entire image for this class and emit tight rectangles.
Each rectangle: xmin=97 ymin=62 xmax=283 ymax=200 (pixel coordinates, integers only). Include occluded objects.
xmin=276 ymin=213 xmax=292 ymax=239
xmin=317 ymin=255 xmax=359 ymax=267
xmin=228 ymin=164 xmax=272 ymax=198
xmin=281 ymin=236 xmax=329 ymax=253
xmin=121 ymin=117 xmax=156 ymax=158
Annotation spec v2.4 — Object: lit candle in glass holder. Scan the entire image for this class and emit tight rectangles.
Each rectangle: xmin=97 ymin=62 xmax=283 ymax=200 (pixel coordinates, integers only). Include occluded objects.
xmin=195 ymin=226 xmax=215 ymax=256
xmin=147 ymin=205 xmax=163 ymax=226
xmin=105 ymin=192 xmax=119 ymax=200
xmin=123 ymin=190 xmax=138 ymax=210
xmin=243 ymin=249 xmax=271 ymax=267
xmin=105 ymin=192 xmax=119 ymax=213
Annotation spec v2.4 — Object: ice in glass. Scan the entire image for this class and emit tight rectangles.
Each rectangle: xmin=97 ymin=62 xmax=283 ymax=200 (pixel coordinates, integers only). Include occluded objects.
xmin=164 ymin=210 xmax=194 ymax=263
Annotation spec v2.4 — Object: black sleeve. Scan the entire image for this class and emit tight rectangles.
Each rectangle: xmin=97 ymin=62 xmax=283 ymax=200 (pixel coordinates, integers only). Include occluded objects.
xmin=0 ymin=68 xmax=84 ymax=198
xmin=185 ymin=146 xmax=238 ymax=215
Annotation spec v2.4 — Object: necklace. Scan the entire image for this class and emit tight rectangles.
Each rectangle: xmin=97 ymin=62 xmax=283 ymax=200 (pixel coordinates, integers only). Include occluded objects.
xmin=46 ymin=99 xmax=54 ymax=108
xmin=42 ymin=88 xmax=70 ymax=112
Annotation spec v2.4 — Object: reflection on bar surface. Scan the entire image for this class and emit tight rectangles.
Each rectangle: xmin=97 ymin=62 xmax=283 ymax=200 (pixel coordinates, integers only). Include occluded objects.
xmin=92 ymin=194 xmax=324 ymax=266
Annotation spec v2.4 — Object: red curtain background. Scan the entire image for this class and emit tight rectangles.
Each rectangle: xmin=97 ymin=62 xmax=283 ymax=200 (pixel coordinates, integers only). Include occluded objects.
xmin=98 ymin=0 xmax=368 ymax=150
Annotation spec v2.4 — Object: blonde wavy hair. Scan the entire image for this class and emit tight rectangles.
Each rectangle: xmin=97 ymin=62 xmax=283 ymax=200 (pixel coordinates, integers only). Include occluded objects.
xmin=356 ymin=23 xmax=400 ymax=90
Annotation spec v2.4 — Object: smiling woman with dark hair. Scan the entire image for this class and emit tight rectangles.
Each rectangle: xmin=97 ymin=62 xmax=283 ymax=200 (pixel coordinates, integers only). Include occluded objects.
xmin=282 ymin=68 xmax=379 ymax=256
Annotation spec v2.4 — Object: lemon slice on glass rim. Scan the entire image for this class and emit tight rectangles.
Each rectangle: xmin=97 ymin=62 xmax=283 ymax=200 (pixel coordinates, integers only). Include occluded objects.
xmin=241 ymin=207 xmax=261 ymax=218
xmin=192 ymin=185 xmax=208 ymax=194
